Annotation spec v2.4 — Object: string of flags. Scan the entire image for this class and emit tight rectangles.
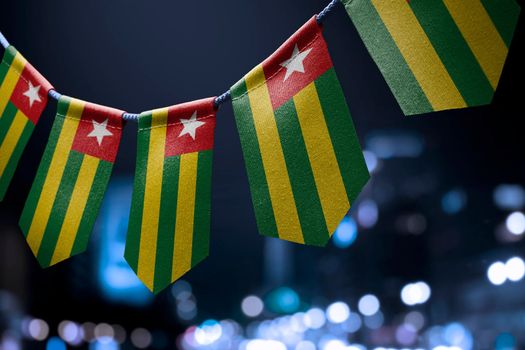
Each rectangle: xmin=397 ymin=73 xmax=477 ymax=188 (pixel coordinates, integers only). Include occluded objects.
xmin=0 ymin=0 xmax=520 ymax=294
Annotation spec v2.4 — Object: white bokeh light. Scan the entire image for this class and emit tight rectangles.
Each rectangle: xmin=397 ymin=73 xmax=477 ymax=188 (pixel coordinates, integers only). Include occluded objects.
xmin=487 ymin=261 xmax=507 ymax=285
xmin=506 ymin=212 xmax=525 ymax=235
xmin=304 ymin=308 xmax=326 ymax=329
xmin=357 ymin=294 xmax=380 ymax=316
xmin=401 ymin=282 xmax=431 ymax=305
xmin=241 ymin=295 xmax=264 ymax=317
xmin=506 ymin=257 xmax=525 ymax=282
xmin=326 ymin=302 xmax=350 ymax=324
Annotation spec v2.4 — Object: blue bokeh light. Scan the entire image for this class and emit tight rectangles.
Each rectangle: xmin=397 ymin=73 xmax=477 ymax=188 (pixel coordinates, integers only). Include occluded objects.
xmin=46 ymin=337 xmax=66 ymax=350
xmin=441 ymin=189 xmax=467 ymax=214
xmin=333 ymin=217 xmax=358 ymax=249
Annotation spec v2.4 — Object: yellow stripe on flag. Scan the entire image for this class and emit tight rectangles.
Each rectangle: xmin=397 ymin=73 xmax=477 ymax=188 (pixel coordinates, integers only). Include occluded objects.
xmin=0 ymin=52 xmax=27 ymax=117
xmin=171 ymin=152 xmax=198 ymax=281
xmin=371 ymin=0 xmax=466 ymax=111
xmin=50 ymin=155 xmax=99 ymax=265
xmin=25 ymin=100 xmax=83 ymax=256
xmin=0 ymin=111 xmax=28 ymax=177
xmin=294 ymin=83 xmax=350 ymax=234
xmin=442 ymin=0 xmax=508 ymax=89
xmin=245 ymin=65 xmax=303 ymax=244
xmin=137 ymin=108 xmax=167 ymax=290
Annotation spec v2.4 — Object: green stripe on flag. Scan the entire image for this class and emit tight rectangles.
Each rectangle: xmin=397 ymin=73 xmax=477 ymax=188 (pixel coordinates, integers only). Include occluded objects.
xmin=0 ymin=102 xmax=18 ymax=146
xmin=154 ymin=155 xmax=180 ymax=292
xmin=481 ymin=0 xmax=521 ymax=47
xmin=125 ymin=114 xmax=152 ymax=271
xmin=274 ymin=98 xmax=328 ymax=246
xmin=342 ymin=0 xmax=433 ymax=115
xmin=315 ymin=69 xmax=369 ymax=204
xmin=231 ymin=79 xmax=279 ymax=238
xmin=19 ymin=110 xmax=68 ymax=234
xmin=0 ymin=47 xmax=17 ymax=83
xmin=191 ymin=150 xmax=213 ymax=267
xmin=409 ymin=0 xmax=494 ymax=106
xmin=71 ymin=160 xmax=113 ymax=256
xmin=37 ymin=150 xmax=83 ymax=267
xmin=0 ymin=118 xmax=33 ymax=200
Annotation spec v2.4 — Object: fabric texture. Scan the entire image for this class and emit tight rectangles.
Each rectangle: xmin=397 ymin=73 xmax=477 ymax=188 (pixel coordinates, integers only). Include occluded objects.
xmin=0 ymin=46 xmax=53 ymax=200
xmin=125 ymin=98 xmax=216 ymax=294
xmin=231 ymin=16 xmax=369 ymax=247
xmin=19 ymin=96 xmax=124 ymax=267
xmin=342 ymin=0 xmax=520 ymax=115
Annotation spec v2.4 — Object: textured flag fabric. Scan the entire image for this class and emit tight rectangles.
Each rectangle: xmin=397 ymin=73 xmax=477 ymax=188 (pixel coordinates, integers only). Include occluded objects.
xmin=231 ymin=17 xmax=369 ymax=247
xmin=0 ymin=46 xmax=53 ymax=200
xmin=19 ymin=96 xmax=124 ymax=267
xmin=342 ymin=0 xmax=520 ymax=116
xmin=125 ymin=98 xmax=216 ymax=293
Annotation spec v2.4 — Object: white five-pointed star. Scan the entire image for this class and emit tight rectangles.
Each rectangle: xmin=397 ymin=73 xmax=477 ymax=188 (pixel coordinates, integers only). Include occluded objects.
xmin=23 ymin=82 xmax=42 ymax=108
xmin=179 ymin=111 xmax=205 ymax=140
xmin=280 ymin=44 xmax=313 ymax=82
xmin=87 ymin=119 xmax=113 ymax=146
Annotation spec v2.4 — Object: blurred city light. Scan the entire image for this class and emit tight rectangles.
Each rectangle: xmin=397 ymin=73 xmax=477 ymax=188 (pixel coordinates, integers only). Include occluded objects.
xmin=363 ymin=150 xmax=379 ymax=173
xmin=404 ymin=311 xmax=425 ymax=331
xmin=357 ymin=294 xmax=380 ymax=316
xmin=493 ymin=185 xmax=525 ymax=210
xmin=342 ymin=313 xmax=362 ymax=333
xmin=333 ymin=217 xmax=358 ymax=249
xmin=322 ymin=339 xmax=347 ymax=350
xmin=363 ymin=311 xmax=384 ymax=329
xmin=304 ymin=308 xmax=326 ymax=329
xmin=94 ymin=323 xmax=114 ymax=344
xmin=326 ymin=302 xmax=350 ymax=324
xmin=130 ymin=328 xmax=152 ymax=349
xmin=266 ymin=287 xmax=300 ymax=314
xmin=487 ymin=257 xmax=525 ymax=285
xmin=28 ymin=318 xmax=49 ymax=341
xmin=194 ymin=319 xmax=222 ymax=345
xmin=242 ymin=295 xmax=264 ymax=318
xmin=366 ymin=132 xmax=424 ymax=159
xmin=443 ymin=323 xmax=473 ymax=350
xmin=295 ymin=340 xmax=316 ymax=350
xmin=487 ymin=261 xmax=507 ymax=285
xmin=401 ymin=282 xmax=431 ymax=306
xmin=395 ymin=323 xmax=418 ymax=346
xmin=58 ymin=320 xmax=82 ymax=345
xmin=46 ymin=337 xmax=66 ymax=350
xmin=441 ymin=189 xmax=467 ymax=214
xmin=505 ymin=257 xmax=525 ymax=282
xmin=506 ymin=212 xmax=525 ymax=235
xmin=246 ymin=339 xmax=286 ymax=350
xmin=357 ymin=200 xmax=379 ymax=229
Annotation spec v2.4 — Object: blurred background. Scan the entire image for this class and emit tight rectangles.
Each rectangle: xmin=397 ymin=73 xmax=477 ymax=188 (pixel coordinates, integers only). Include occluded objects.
xmin=0 ymin=0 xmax=524 ymax=349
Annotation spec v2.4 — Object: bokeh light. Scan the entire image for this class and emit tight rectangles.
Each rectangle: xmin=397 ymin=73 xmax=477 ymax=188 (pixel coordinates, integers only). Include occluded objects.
xmin=242 ymin=295 xmax=264 ymax=317
xmin=333 ymin=217 xmax=358 ymax=249
xmin=506 ymin=212 xmax=525 ymax=235
xmin=326 ymin=302 xmax=350 ymax=324
xmin=357 ymin=294 xmax=380 ymax=316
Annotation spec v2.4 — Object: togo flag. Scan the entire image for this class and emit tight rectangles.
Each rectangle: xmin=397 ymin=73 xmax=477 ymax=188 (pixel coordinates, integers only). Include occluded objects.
xmin=125 ymin=98 xmax=216 ymax=293
xmin=342 ymin=0 xmax=520 ymax=115
xmin=0 ymin=46 xmax=53 ymax=200
xmin=231 ymin=17 xmax=369 ymax=246
xmin=19 ymin=96 xmax=123 ymax=267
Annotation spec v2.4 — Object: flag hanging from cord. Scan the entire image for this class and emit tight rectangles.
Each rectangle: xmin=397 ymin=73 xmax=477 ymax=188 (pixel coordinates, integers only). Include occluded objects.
xmin=125 ymin=98 xmax=216 ymax=293
xmin=0 ymin=46 xmax=53 ymax=200
xmin=342 ymin=0 xmax=520 ymax=115
xmin=231 ymin=16 xmax=369 ymax=247
xmin=19 ymin=96 xmax=123 ymax=267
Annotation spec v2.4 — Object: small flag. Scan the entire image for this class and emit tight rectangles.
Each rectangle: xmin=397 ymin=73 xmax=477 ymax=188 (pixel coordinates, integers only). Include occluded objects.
xmin=125 ymin=98 xmax=216 ymax=293
xmin=0 ymin=46 xmax=53 ymax=200
xmin=19 ymin=96 xmax=124 ymax=267
xmin=231 ymin=17 xmax=369 ymax=246
xmin=342 ymin=0 xmax=520 ymax=115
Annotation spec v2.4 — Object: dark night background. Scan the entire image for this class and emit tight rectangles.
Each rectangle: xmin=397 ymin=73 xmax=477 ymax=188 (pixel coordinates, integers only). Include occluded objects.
xmin=1 ymin=1 xmax=524 ymax=349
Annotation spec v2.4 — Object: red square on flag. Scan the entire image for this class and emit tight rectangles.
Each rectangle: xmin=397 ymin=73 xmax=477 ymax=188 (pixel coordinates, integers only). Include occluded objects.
xmin=71 ymin=103 xmax=124 ymax=163
xmin=10 ymin=64 xmax=53 ymax=124
xmin=165 ymin=97 xmax=217 ymax=157
xmin=262 ymin=17 xmax=333 ymax=110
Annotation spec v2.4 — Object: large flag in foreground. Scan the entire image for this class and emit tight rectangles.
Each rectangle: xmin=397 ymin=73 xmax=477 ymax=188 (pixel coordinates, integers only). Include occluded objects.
xmin=125 ymin=98 xmax=216 ymax=293
xmin=231 ymin=17 xmax=369 ymax=247
xmin=342 ymin=0 xmax=520 ymax=115
xmin=0 ymin=46 xmax=53 ymax=200
xmin=20 ymin=96 xmax=123 ymax=267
